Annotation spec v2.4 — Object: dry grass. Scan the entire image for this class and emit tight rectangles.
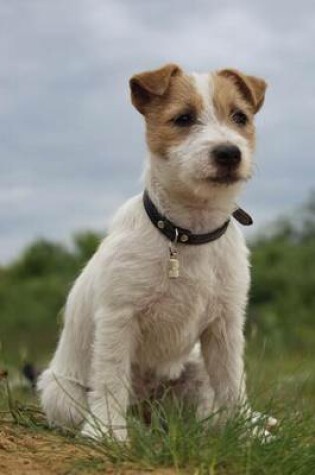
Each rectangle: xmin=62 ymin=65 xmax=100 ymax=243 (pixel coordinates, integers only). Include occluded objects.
xmin=1 ymin=350 xmax=315 ymax=474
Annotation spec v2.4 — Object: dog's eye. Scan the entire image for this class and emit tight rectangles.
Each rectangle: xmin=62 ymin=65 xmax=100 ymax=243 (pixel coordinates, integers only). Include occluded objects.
xmin=173 ymin=113 xmax=196 ymax=127
xmin=231 ymin=110 xmax=248 ymax=126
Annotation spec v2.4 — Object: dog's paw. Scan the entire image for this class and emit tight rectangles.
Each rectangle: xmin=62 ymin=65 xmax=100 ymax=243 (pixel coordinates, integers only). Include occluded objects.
xmin=81 ymin=417 xmax=128 ymax=442
xmin=80 ymin=420 xmax=106 ymax=440
xmin=247 ymin=411 xmax=278 ymax=443
xmin=251 ymin=425 xmax=274 ymax=443
xmin=251 ymin=411 xmax=278 ymax=431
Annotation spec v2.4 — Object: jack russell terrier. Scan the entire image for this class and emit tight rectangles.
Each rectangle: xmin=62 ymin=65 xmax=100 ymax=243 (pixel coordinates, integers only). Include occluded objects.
xmin=38 ymin=63 xmax=276 ymax=440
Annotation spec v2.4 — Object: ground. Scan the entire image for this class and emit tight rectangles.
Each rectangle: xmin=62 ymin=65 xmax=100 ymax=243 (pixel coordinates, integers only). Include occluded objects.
xmin=1 ymin=350 xmax=315 ymax=474
xmin=0 ymin=422 xmax=101 ymax=475
xmin=0 ymin=423 xmax=179 ymax=475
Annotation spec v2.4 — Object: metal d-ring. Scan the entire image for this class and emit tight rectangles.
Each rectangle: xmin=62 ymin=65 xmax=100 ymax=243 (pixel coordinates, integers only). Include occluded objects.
xmin=173 ymin=227 xmax=179 ymax=244
xmin=169 ymin=227 xmax=179 ymax=256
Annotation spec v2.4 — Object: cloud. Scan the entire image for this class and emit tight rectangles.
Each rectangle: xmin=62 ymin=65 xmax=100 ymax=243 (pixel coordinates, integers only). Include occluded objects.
xmin=0 ymin=0 xmax=315 ymax=262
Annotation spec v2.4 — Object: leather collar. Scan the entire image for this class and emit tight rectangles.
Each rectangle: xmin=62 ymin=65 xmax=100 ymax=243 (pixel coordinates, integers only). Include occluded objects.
xmin=143 ymin=190 xmax=253 ymax=245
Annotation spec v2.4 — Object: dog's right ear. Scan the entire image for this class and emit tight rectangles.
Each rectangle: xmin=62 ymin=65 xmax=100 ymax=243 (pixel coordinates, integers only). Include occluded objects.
xmin=129 ymin=64 xmax=181 ymax=114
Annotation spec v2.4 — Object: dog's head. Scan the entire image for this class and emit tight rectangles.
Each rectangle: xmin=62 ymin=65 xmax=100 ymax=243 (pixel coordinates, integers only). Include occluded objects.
xmin=130 ymin=64 xmax=267 ymax=200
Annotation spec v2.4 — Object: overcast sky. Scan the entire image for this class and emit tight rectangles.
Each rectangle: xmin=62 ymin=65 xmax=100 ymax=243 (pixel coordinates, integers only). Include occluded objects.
xmin=1 ymin=0 xmax=314 ymax=262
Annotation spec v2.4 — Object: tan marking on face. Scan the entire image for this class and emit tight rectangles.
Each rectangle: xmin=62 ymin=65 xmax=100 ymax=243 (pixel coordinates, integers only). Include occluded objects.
xmin=212 ymin=73 xmax=256 ymax=150
xmin=144 ymin=73 xmax=204 ymax=157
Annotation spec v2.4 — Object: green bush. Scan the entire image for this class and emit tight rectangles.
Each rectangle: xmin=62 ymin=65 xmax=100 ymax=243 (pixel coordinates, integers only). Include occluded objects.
xmin=1 ymin=194 xmax=315 ymax=365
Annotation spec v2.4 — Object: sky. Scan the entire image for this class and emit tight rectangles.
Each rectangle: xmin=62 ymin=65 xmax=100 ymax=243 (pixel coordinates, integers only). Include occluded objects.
xmin=1 ymin=0 xmax=314 ymax=263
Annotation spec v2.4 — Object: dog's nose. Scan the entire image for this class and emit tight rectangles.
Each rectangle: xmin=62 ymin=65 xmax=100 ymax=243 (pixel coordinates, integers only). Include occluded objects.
xmin=212 ymin=144 xmax=241 ymax=167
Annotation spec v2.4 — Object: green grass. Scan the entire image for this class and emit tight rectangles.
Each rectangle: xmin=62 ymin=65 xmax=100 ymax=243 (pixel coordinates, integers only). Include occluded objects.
xmin=1 ymin=348 xmax=314 ymax=474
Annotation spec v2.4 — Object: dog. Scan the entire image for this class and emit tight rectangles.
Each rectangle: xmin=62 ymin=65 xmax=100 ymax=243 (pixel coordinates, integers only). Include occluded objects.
xmin=38 ymin=63 xmax=276 ymax=441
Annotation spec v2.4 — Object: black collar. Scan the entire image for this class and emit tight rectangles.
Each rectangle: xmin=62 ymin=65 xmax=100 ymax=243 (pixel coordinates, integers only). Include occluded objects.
xmin=143 ymin=190 xmax=253 ymax=245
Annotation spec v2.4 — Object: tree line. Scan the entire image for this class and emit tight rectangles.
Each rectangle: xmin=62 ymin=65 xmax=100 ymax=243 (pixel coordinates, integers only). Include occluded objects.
xmin=1 ymin=195 xmax=315 ymax=365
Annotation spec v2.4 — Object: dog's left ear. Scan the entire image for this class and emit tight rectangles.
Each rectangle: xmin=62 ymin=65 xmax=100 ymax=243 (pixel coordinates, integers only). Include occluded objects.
xmin=218 ymin=69 xmax=267 ymax=113
xmin=129 ymin=63 xmax=182 ymax=114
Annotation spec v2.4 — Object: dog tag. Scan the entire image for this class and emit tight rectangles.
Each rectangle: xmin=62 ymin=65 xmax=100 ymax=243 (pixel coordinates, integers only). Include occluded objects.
xmin=169 ymin=250 xmax=179 ymax=279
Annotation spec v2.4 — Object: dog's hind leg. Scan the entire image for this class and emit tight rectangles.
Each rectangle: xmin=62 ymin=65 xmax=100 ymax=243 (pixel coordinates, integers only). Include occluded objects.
xmin=165 ymin=346 xmax=217 ymax=420
xmin=37 ymin=278 xmax=93 ymax=429
xmin=135 ymin=345 xmax=217 ymax=422
xmin=37 ymin=364 xmax=88 ymax=429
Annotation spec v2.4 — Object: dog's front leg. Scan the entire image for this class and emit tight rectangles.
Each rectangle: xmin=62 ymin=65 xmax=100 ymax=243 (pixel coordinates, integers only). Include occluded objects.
xmin=200 ymin=314 xmax=246 ymax=421
xmin=81 ymin=307 xmax=137 ymax=441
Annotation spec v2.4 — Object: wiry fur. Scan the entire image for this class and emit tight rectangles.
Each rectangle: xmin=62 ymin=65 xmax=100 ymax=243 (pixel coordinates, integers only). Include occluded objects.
xmin=38 ymin=64 xmax=272 ymax=441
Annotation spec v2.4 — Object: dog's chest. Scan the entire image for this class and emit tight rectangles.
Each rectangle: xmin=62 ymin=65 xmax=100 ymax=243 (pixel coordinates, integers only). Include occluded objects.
xmin=134 ymin=242 xmax=230 ymax=367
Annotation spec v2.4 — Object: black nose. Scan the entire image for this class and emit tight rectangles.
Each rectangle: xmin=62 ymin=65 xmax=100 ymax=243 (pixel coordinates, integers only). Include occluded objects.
xmin=212 ymin=144 xmax=241 ymax=167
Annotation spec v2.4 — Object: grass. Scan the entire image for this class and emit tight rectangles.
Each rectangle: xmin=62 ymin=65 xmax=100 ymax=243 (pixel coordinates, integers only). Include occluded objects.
xmin=1 ymin=347 xmax=315 ymax=474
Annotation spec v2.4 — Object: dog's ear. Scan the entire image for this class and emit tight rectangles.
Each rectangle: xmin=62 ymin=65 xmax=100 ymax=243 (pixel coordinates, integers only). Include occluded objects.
xmin=218 ymin=69 xmax=267 ymax=113
xmin=129 ymin=64 xmax=182 ymax=114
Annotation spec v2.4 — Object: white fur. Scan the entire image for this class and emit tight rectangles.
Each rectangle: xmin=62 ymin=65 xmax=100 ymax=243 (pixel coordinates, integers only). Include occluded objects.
xmin=38 ymin=71 xmax=267 ymax=441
